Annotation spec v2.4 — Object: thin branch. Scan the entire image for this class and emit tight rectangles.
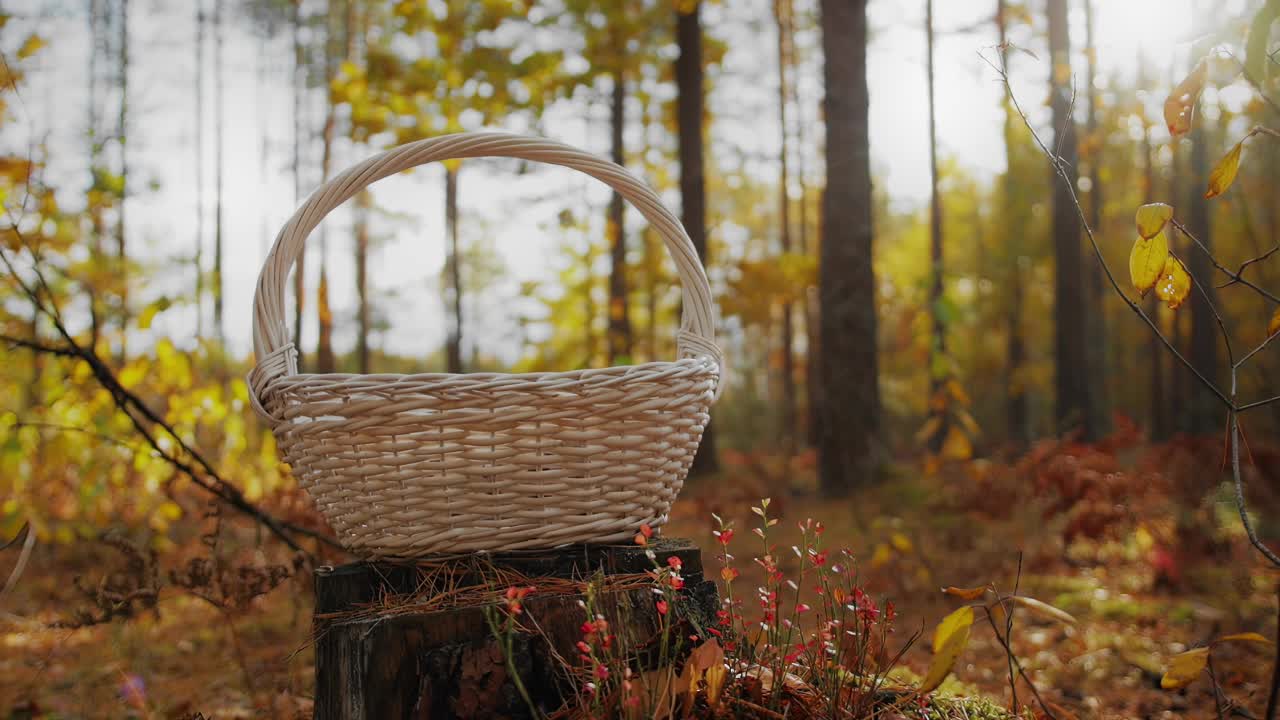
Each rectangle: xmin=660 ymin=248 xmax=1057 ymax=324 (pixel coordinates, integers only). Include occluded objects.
xmin=982 ymin=607 xmax=1057 ymax=720
xmin=1218 ymin=246 xmax=1280 ymax=289
xmin=981 ymin=51 xmax=1235 ymax=411
xmin=1174 ymin=219 xmax=1280 ymax=305
xmin=1231 ymin=411 xmax=1280 ymax=566
xmin=0 ymin=333 xmax=78 ymax=358
xmin=1240 ymin=394 xmax=1280 ymax=412
xmin=0 ymin=238 xmax=338 ymax=556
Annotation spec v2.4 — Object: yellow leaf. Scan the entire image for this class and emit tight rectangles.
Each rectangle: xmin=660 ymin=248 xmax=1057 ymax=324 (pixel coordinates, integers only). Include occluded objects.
xmin=942 ymin=585 xmax=989 ymax=601
xmin=1215 ymin=632 xmax=1274 ymax=646
xmin=890 ymin=532 xmax=914 ymax=554
xmin=870 ymin=543 xmax=893 ymax=569
xmin=1164 ymin=57 xmax=1207 ymax=137
xmin=1135 ymin=203 xmax=1174 ymax=239
xmin=941 ymin=426 xmax=972 ymax=461
xmin=1161 ymin=647 xmax=1209 ymax=690
xmin=1205 ymin=141 xmax=1244 ymax=198
xmin=920 ymin=606 xmax=974 ymax=693
xmin=1155 ymin=255 xmax=1192 ymax=309
xmin=17 ymin=34 xmax=44 ymax=60
xmin=1129 ymin=230 xmax=1169 ymax=296
xmin=915 ymin=415 xmax=942 ymax=445
xmin=137 ymin=297 xmax=171 ymax=330
xmin=685 ymin=639 xmax=727 ymax=708
xmin=1269 ymin=308 xmax=1280 ymax=338
xmin=1007 ymin=595 xmax=1077 ymax=625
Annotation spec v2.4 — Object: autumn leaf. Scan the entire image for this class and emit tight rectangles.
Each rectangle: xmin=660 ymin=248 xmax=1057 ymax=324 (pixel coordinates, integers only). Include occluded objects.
xmin=1007 ymin=595 xmax=1077 ymax=625
xmin=1155 ymin=255 xmax=1192 ymax=309
xmin=942 ymin=585 xmax=989 ymax=601
xmin=1165 ymin=58 xmax=1208 ymax=137
xmin=1205 ymin=141 xmax=1244 ymax=198
xmin=1130 ymin=230 xmax=1170 ymax=296
xmin=17 ymin=34 xmax=44 ymax=61
xmin=941 ymin=426 xmax=973 ymax=461
xmin=1135 ymin=203 xmax=1173 ymax=239
xmin=1268 ymin=308 xmax=1280 ymax=339
xmin=1161 ymin=647 xmax=1209 ymax=690
xmin=920 ymin=606 xmax=974 ymax=693
xmin=137 ymin=297 xmax=172 ymax=331
xmin=1215 ymin=632 xmax=1274 ymax=646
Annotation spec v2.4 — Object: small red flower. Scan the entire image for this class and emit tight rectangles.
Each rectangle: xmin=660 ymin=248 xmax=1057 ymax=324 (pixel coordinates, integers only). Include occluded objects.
xmin=595 ymin=664 xmax=610 ymax=680
xmin=716 ymin=529 xmax=734 ymax=545
xmin=640 ymin=524 xmax=654 ymax=539
xmin=656 ymin=599 xmax=669 ymax=616
xmin=666 ymin=555 xmax=683 ymax=571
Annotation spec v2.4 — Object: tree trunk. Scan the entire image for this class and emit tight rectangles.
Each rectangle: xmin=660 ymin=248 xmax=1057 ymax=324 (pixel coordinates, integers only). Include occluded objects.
xmin=774 ymin=0 xmax=798 ymax=457
xmin=194 ymin=1 xmax=205 ymax=342
xmin=1139 ymin=55 xmax=1168 ymax=441
xmin=356 ymin=191 xmax=371 ymax=373
xmin=607 ymin=68 xmax=633 ymax=364
xmin=996 ymin=0 xmax=1029 ymax=447
xmin=1185 ymin=100 xmax=1220 ymax=434
xmin=445 ymin=164 xmax=464 ymax=374
xmin=1081 ymin=0 xmax=1109 ymax=438
xmin=292 ymin=0 xmax=306 ymax=364
xmin=213 ymin=0 xmax=225 ymax=344
xmin=1047 ymin=0 xmax=1092 ymax=438
xmin=115 ymin=0 xmax=130 ymax=360
xmin=89 ymin=0 xmax=105 ymax=343
xmin=676 ymin=1 xmax=718 ymax=476
xmin=315 ymin=0 xmax=338 ymax=374
xmin=818 ymin=0 xmax=880 ymax=495
xmin=925 ymin=0 xmax=947 ymax=453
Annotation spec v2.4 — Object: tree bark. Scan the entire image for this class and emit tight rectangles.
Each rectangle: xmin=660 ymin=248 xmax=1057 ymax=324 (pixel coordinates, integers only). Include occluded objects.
xmin=1047 ymin=0 xmax=1092 ymax=437
xmin=925 ymin=0 xmax=947 ymax=453
xmin=445 ymin=165 xmax=464 ymax=374
xmin=996 ymin=0 xmax=1029 ymax=447
xmin=607 ymin=68 xmax=633 ymax=364
xmin=1082 ymin=0 xmax=1109 ymax=439
xmin=774 ymin=0 xmax=798 ymax=457
xmin=818 ymin=0 xmax=880 ymax=495
xmin=676 ymin=1 xmax=718 ymax=476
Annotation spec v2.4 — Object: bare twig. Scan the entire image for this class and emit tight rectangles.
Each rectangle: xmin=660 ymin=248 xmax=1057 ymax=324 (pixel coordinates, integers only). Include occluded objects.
xmin=0 ymin=235 xmax=338 ymax=556
xmin=1174 ymin=219 xmax=1280 ymax=305
xmin=982 ymin=607 xmax=1057 ymax=720
xmin=1218 ymin=246 xmax=1280 ymax=290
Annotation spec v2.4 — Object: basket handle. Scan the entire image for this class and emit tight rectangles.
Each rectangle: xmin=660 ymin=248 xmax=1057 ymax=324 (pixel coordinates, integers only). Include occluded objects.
xmin=248 ymin=132 xmax=721 ymax=416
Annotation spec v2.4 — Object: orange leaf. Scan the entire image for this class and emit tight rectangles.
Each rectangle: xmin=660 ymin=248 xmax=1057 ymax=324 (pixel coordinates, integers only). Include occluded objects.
xmin=1205 ymin=141 xmax=1244 ymax=198
xmin=1164 ymin=58 xmax=1208 ymax=137
xmin=1269 ymin=307 xmax=1280 ymax=339
xmin=1215 ymin=632 xmax=1274 ymax=646
xmin=942 ymin=585 xmax=989 ymax=601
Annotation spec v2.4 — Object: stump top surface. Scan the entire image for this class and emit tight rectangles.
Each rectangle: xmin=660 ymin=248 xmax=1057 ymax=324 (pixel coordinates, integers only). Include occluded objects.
xmin=314 ymin=537 xmax=703 ymax=615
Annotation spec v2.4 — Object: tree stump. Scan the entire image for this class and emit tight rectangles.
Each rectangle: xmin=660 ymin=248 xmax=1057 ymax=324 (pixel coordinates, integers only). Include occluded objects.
xmin=313 ymin=538 xmax=718 ymax=720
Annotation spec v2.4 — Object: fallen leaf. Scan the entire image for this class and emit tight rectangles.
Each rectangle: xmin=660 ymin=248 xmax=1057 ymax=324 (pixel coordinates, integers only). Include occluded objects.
xmin=1215 ymin=632 xmax=1274 ymax=646
xmin=942 ymin=585 xmax=989 ymax=601
xmin=1130 ymin=229 xmax=1170 ymax=296
xmin=1135 ymin=203 xmax=1174 ymax=239
xmin=1161 ymin=647 xmax=1209 ymax=690
xmin=920 ymin=606 xmax=974 ymax=693
xmin=1155 ymin=255 xmax=1192 ymax=309
xmin=1007 ymin=595 xmax=1077 ymax=625
xmin=1205 ymin=141 xmax=1244 ymax=198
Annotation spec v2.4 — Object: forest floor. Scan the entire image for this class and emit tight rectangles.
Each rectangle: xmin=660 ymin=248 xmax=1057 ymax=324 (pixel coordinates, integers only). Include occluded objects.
xmin=1 ymin=425 xmax=1278 ymax=719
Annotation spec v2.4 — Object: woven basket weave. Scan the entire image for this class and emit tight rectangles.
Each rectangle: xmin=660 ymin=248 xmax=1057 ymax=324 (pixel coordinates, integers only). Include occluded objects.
xmin=246 ymin=132 xmax=722 ymax=558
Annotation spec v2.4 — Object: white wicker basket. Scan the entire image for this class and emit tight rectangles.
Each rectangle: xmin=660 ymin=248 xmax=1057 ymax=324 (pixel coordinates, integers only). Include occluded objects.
xmin=246 ymin=132 xmax=722 ymax=558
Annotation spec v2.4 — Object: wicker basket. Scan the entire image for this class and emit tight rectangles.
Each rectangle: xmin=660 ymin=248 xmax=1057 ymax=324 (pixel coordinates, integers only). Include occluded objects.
xmin=246 ymin=132 xmax=722 ymax=558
